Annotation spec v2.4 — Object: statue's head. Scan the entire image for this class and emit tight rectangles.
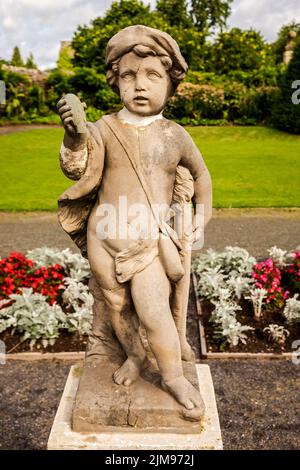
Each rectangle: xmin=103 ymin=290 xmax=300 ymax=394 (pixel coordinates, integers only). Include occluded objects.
xmin=106 ymin=25 xmax=188 ymax=116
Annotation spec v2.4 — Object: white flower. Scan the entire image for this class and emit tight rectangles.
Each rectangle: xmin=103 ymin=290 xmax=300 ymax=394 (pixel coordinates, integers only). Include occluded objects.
xmin=0 ymin=288 xmax=66 ymax=349
xmin=210 ymin=298 xmax=253 ymax=346
xmin=267 ymin=246 xmax=287 ymax=266
xmin=245 ymin=288 xmax=267 ymax=320
xmin=263 ymin=324 xmax=290 ymax=345
xmin=62 ymin=277 xmax=93 ymax=335
xmin=26 ymin=247 xmax=90 ymax=282
xmin=283 ymin=294 xmax=300 ymax=323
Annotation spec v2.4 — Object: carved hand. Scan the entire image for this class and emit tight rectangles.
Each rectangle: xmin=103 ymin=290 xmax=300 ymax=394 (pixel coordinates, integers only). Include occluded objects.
xmin=57 ymin=95 xmax=87 ymax=151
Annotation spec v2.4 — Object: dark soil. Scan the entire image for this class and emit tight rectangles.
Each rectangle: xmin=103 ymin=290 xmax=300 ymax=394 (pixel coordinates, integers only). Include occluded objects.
xmin=0 ymin=359 xmax=299 ymax=450
xmin=201 ymin=300 xmax=300 ymax=353
xmin=1 ymin=330 xmax=88 ymax=354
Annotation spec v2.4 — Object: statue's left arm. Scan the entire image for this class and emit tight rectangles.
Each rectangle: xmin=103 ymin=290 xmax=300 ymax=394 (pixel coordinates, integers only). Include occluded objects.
xmin=179 ymin=130 xmax=212 ymax=230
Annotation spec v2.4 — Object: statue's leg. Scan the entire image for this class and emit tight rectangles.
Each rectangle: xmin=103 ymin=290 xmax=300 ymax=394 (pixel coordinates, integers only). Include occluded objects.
xmin=101 ymin=285 xmax=147 ymax=386
xmin=130 ymin=256 xmax=205 ymax=420
xmin=86 ymin=275 xmax=126 ymax=360
xmin=87 ymin=233 xmax=146 ymax=385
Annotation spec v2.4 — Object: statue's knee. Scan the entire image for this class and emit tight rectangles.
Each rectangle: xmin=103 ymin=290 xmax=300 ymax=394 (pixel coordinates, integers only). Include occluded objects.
xmin=101 ymin=285 xmax=131 ymax=312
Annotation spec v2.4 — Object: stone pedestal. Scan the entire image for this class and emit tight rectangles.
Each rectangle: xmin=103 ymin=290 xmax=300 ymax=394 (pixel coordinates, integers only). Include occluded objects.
xmin=47 ymin=362 xmax=223 ymax=450
xmin=73 ymin=356 xmax=201 ymax=433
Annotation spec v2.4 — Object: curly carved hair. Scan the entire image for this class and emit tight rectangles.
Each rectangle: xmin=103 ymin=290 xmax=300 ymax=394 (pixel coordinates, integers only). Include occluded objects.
xmin=106 ymin=44 xmax=186 ymax=96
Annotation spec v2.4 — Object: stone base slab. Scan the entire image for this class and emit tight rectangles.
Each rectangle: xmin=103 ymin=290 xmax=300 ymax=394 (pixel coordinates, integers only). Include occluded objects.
xmin=47 ymin=363 xmax=223 ymax=450
xmin=72 ymin=357 xmax=202 ymax=433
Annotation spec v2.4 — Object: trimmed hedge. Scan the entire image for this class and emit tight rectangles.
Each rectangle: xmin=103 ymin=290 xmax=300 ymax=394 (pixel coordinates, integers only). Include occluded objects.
xmin=164 ymin=81 xmax=278 ymax=125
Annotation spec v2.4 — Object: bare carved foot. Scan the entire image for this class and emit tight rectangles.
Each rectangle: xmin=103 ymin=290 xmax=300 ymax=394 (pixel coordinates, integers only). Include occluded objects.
xmin=180 ymin=340 xmax=195 ymax=362
xmin=162 ymin=375 xmax=205 ymax=422
xmin=113 ymin=357 xmax=142 ymax=386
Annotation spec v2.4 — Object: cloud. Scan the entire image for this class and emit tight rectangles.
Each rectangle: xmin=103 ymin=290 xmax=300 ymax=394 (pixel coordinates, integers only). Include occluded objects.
xmin=0 ymin=0 xmax=300 ymax=70
xmin=0 ymin=0 xmax=112 ymax=69
xmin=2 ymin=15 xmax=18 ymax=30
xmin=228 ymin=0 xmax=300 ymax=41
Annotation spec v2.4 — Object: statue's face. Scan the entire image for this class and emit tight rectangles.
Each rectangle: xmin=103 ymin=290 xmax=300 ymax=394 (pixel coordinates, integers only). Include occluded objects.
xmin=118 ymin=52 xmax=172 ymax=116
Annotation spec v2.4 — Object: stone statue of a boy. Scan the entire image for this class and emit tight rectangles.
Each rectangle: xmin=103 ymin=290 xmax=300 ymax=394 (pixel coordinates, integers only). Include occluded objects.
xmin=57 ymin=25 xmax=212 ymax=422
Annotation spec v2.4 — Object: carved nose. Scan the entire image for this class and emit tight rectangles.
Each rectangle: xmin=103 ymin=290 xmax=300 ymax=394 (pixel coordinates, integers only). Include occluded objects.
xmin=135 ymin=77 xmax=146 ymax=91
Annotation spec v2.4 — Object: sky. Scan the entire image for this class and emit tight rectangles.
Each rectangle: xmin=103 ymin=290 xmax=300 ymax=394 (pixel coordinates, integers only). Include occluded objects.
xmin=1 ymin=0 xmax=300 ymax=70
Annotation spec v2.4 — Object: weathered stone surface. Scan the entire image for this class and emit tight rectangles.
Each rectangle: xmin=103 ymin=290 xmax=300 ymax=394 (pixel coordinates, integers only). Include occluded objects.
xmin=48 ymin=364 xmax=223 ymax=450
xmin=57 ymin=24 xmax=212 ymax=424
xmin=72 ymin=357 xmax=200 ymax=433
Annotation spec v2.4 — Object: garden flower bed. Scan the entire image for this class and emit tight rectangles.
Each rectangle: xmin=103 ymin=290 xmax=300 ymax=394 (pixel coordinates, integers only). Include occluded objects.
xmin=193 ymin=246 xmax=300 ymax=354
xmin=0 ymin=248 xmax=92 ymax=353
xmin=0 ymin=246 xmax=299 ymax=355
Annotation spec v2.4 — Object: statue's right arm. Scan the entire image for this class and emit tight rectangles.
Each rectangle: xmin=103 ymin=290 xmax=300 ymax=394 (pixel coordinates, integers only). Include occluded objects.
xmin=57 ymin=96 xmax=105 ymax=181
xmin=59 ymin=134 xmax=89 ymax=181
xmin=59 ymin=124 xmax=105 ymax=181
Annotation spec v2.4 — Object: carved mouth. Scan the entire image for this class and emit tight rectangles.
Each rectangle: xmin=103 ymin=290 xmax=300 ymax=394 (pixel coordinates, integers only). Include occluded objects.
xmin=134 ymin=96 xmax=148 ymax=102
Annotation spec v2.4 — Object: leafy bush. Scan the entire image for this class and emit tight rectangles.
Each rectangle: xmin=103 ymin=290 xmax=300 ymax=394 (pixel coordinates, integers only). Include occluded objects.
xmin=45 ymin=69 xmax=73 ymax=110
xmin=212 ymin=28 xmax=274 ymax=74
xmin=263 ymin=324 xmax=290 ymax=345
xmin=62 ymin=278 xmax=93 ymax=335
xmin=193 ymin=246 xmax=300 ymax=346
xmin=0 ymin=249 xmax=93 ymax=347
xmin=165 ymin=82 xmax=224 ymax=122
xmin=0 ymin=288 xmax=67 ymax=349
xmin=211 ymin=292 xmax=253 ymax=346
xmin=223 ymin=83 xmax=278 ymax=124
xmin=0 ymin=65 xmax=53 ymax=120
xmin=284 ymin=294 xmax=300 ymax=323
xmin=165 ymin=80 xmax=278 ymax=125
xmin=26 ymin=247 xmax=90 ymax=282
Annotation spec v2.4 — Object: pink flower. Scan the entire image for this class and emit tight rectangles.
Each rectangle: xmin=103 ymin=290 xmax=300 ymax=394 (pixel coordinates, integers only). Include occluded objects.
xmin=265 ymin=258 xmax=274 ymax=268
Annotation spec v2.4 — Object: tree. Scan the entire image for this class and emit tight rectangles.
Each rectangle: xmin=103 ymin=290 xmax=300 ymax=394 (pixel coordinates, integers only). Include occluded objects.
xmin=211 ymin=28 xmax=272 ymax=74
xmin=190 ymin=0 xmax=233 ymax=34
xmin=72 ymin=0 xmax=159 ymax=72
xmin=57 ymin=42 xmax=74 ymax=73
xmin=25 ymin=52 xmax=37 ymax=69
xmin=271 ymin=37 xmax=300 ymax=134
xmin=156 ymin=0 xmax=192 ymax=28
xmin=72 ymin=0 xmax=207 ymax=75
xmin=11 ymin=46 xmax=24 ymax=67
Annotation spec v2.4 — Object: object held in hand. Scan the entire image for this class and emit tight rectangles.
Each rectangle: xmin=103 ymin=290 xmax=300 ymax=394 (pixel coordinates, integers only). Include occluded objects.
xmin=63 ymin=93 xmax=87 ymax=134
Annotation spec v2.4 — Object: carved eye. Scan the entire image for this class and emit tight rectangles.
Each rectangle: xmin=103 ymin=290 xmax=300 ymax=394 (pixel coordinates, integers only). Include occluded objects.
xmin=121 ymin=72 xmax=134 ymax=80
xmin=148 ymin=71 xmax=161 ymax=80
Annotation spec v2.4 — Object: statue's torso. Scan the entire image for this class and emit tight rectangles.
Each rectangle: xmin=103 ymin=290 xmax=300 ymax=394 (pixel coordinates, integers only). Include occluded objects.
xmin=87 ymin=115 xmax=186 ymax=256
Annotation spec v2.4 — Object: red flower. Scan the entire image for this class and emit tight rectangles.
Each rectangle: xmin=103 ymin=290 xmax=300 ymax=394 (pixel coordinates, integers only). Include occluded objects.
xmin=252 ymin=250 xmax=300 ymax=310
xmin=0 ymin=252 xmax=66 ymax=307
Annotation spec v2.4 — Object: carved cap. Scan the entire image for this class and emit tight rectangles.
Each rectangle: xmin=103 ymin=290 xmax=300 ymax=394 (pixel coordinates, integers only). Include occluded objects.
xmin=105 ymin=24 xmax=188 ymax=73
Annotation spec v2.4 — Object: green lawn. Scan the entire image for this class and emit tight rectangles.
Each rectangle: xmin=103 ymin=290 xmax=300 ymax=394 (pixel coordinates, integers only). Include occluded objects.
xmin=188 ymin=126 xmax=300 ymax=208
xmin=0 ymin=126 xmax=299 ymax=210
xmin=0 ymin=128 xmax=68 ymax=211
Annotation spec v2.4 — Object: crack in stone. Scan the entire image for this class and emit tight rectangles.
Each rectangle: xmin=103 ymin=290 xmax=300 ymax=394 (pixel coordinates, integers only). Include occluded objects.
xmin=126 ymin=398 xmax=138 ymax=427
xmin=126 ymin=398 xmax=132 ymax=426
